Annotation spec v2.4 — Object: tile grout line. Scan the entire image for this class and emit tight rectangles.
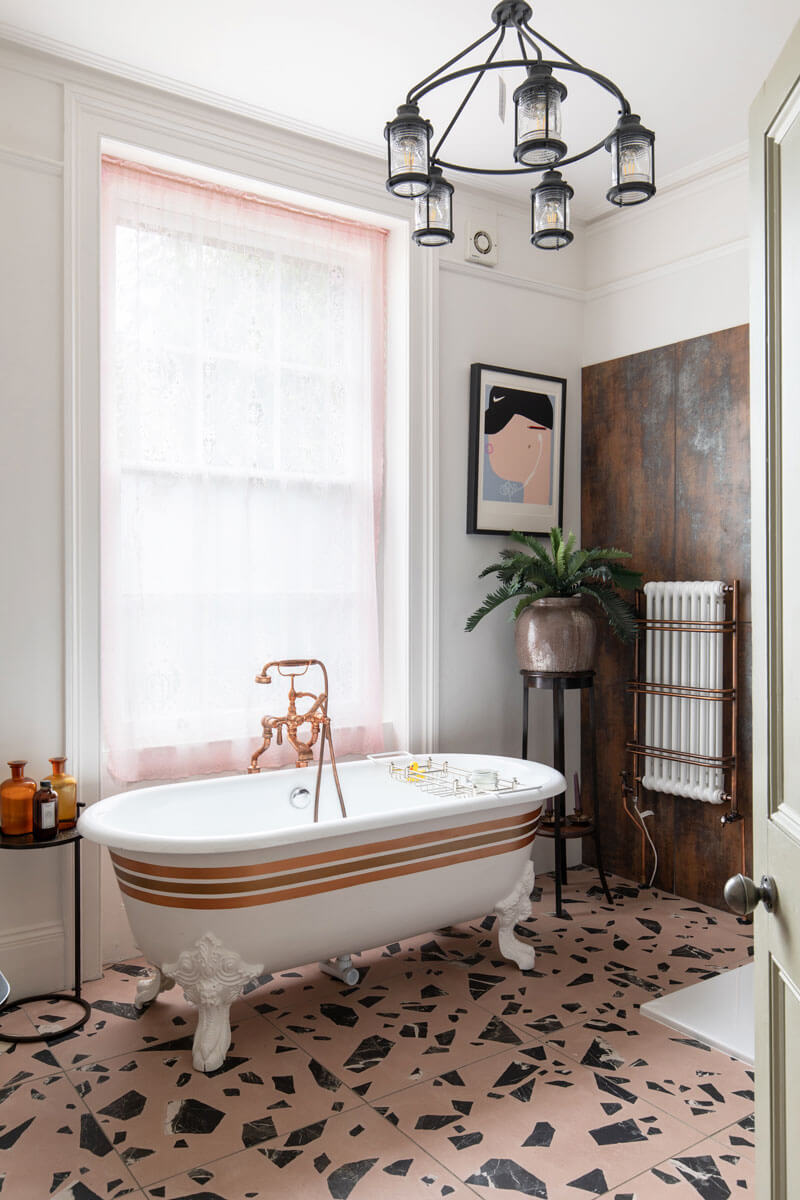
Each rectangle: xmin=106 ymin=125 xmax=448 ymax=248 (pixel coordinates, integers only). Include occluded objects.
xmin=538 ymin=1023 xmax=756 ymax=1143
xmin=605 ymin=1125 xmax=752 ymax=1196
xmin=15 ymin=878 xmax=749 ymax=1199
xmin=44 ymin=1059 xmax=145 ymax=1196
xmin=251 ymin=985 xmax=548 ymax=1197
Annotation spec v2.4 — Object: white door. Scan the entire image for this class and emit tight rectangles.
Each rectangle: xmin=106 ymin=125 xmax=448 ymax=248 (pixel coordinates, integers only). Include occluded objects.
xmin=750 ymin=20 xmax=800 ymax=1198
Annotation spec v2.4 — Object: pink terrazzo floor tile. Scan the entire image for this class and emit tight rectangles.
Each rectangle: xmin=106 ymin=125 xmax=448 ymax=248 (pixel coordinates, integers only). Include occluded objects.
xmin=31 ymin=959 xmax=261 ymax=1072
xmin=67 ymin=1018 xmax=361 ymax=1187
xmin=601 ymin=1136 xmax=754 ymax=1196
xmin=0 ymin=1002 xmax=73 ymax=1087
xmin=257 ymin=965 xmax=538 ymax=1100
xmin=0 ymin=1069 xmax=141 ymax=1199
xmin=143 ymin=1103 xmax=475 ymax=1198
xmin=381 ymin=1038 xmax=702 ymax=1197
xmin=0 ymin=876 xmax=757 ymax=1198
xmin=533 ymin=866 xmax=642 ymax=914
xmin=713 ymin=1112 xmax=755 ymax=1160
xmin=546 ymin=1004 xmax=755 ymax=1136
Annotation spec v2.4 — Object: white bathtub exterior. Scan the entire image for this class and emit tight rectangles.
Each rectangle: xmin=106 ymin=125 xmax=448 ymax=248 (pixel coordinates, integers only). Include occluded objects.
xmin=79 ymin=754 xmax=564 ymax=1070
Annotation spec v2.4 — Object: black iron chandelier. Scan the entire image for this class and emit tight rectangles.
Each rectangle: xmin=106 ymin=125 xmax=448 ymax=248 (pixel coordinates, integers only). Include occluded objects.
xmin=384 ymin=0 xmax=655 ymax=250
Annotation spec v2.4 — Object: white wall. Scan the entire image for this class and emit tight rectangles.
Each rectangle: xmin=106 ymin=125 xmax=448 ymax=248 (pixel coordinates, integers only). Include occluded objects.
xmin=582 ymin=152 xmax=749 ymax=365
xmin=436 ymin=227 xmax=585 ymax=877
xmin=0 ymin=66 xmax=69 ymax=993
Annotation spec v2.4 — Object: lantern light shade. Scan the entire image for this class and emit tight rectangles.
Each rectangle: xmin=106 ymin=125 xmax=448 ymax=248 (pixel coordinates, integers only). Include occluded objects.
xmin=412 ymin=165 xmax=454 ymax=246
xmin=605 ymin=113 xmax=655 ymax=206
xmin=513 ymin=65 xmax=567 ymax=166
xmin=384 ymin=103 xmax=433 ymax=198
xmin=530 ymin=169 xmax=573 ymax=250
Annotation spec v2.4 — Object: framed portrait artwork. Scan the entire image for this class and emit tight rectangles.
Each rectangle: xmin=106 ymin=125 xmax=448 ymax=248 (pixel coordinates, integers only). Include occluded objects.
xmin=466 ymin=362 xmax=566 ymax=536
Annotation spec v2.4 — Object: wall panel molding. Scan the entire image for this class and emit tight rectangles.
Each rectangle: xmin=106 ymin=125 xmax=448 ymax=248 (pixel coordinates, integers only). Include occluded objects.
xmin=0 ymin=143 xmax=62 ymax=175
xmin=585 ymin=237 xmax=749 ymax=303
xmin=440 ymin=259 xmax=584 ymax=303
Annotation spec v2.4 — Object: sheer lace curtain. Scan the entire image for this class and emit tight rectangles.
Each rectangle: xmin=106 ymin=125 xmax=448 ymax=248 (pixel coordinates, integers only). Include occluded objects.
xmin=101 ymin=157 xmax=387 ymax=783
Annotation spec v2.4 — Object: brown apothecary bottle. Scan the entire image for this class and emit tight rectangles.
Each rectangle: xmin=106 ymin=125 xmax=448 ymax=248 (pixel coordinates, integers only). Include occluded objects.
xmin=1 ymin=761 xmax=36 ymax=836
xmin=46 ymin=756 xmax=77 ymax=829
xmin=32 ymin=781 xmax=58 ymax=841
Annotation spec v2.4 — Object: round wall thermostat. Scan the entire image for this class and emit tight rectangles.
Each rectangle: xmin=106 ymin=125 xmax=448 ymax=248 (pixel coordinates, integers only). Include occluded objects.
xmin=472 ymin=229 xmax=494 ymax=255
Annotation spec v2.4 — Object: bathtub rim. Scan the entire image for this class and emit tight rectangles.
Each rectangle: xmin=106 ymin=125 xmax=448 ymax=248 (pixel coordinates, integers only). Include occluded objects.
xmin=77 ymin=753 xmax=564 ymax=855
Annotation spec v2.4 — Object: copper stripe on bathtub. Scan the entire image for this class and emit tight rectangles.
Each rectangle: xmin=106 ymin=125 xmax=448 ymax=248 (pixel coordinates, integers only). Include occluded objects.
xmin=108 ymin=804 xmax=542 ymax=881
xmin=111 ymin=813 xmax=540 ymax=898
xmin=115 ymin=829 xmax=537 ymax=910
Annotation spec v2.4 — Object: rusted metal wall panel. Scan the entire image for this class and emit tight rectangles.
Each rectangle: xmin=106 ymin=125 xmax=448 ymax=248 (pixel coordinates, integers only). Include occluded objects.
xmin=581 ymin=325 xmax=751 ymax=908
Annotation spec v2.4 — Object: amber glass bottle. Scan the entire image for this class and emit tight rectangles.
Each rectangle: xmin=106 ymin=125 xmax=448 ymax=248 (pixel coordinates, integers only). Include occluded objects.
xmin=46 ymin=757 xmax=78 ymax=829
xmin=1 ymin=761 xmax=36 ymax=836
xmin=32 ymin=781 xmax=58 ymax=841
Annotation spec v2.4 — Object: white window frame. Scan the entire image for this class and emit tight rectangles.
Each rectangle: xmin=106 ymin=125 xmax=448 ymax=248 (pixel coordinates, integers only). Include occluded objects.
xmin=65 ymin=84 xmax=438 ymax=975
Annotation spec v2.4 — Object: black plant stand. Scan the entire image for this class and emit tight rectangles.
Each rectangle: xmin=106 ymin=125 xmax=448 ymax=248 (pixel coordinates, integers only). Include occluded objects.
xmin=521 ymin=670 xmax=613 ymax=918
xmin=0 ymin=808 xmax=90 ymax=1042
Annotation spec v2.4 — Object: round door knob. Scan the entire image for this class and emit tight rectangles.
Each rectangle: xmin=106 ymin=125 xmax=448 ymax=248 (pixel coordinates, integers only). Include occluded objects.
xmin=724 ymin=872 xmax=777 ymax=916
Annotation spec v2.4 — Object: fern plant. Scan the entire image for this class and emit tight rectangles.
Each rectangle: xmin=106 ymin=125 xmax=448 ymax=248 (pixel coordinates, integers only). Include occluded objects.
xmin=465 ymin=527 xmax=642 ymax=642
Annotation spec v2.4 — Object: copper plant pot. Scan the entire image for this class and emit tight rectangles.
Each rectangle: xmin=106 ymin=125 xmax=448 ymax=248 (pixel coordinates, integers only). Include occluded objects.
xmin=514 ymin=596 xmax=597 ymax=672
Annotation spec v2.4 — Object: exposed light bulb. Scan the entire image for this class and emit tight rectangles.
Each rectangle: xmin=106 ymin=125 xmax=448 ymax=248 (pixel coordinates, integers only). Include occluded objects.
xmin=541 ymin=198 xmax=561 ymax=227
xmin=620 ymin=142 xmax=647 ymax=181
xmin=397 ymin=135 xmax=424 ymax=172
xmin=521 ymin=94 xmax=548 ymax=135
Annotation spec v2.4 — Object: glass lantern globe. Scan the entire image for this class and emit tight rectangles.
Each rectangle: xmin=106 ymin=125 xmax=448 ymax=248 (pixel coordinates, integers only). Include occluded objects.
xmin=412 ymin=166 xmax=454 ymax=246
xmin=513 ymin=65 xmax=567 ymax=166
xmin=605 ymin=113 xmax=655 ymax=206
xmin=530 ymin=169 xmax=573 ymax=250
xmin=384 ymin=103 xmax=433 ymax=199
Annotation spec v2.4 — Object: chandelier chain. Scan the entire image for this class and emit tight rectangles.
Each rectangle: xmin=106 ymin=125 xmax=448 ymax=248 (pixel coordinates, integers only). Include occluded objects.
xmin=432 ymin=27 xmax=507 ymax=161
xmin=406 ymin=25 xmax=499 ymax=106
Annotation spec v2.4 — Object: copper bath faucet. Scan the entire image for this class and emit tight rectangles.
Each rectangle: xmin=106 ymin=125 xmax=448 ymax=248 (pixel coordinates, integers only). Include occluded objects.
xmin=248 ymin=658 xmax=347 ymax=821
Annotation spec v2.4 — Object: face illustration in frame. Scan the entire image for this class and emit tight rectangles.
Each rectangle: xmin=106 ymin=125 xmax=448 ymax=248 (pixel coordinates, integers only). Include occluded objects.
xmin=484 ymin=384 xmax=554 ymax=505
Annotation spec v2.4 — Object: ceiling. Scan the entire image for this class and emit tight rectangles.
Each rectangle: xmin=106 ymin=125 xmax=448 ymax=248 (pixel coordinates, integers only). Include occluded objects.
xmin=1 ymin=0 xmax=798 ymax=218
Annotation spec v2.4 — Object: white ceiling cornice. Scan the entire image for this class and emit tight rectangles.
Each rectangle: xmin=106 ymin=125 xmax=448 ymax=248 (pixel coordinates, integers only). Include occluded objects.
xmin=0 ymin=19 xmax=546 ymax=218
xmin=0 ymin=19 xmax=382 ymax=159
xmin=583 ymin=141 xmax=749 ymax=234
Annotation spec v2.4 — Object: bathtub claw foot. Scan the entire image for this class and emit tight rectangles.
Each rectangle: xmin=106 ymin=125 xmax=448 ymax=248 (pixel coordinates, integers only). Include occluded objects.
xmin=163 ymin=933 xmax=264 ymax=1073
xmin=134 ymin=966 xmax=176 ymax=1010
xmin=495 ymin=860 xmax=536 ymax=971
xmin=319 ymin=954 xmax=360 ymax=986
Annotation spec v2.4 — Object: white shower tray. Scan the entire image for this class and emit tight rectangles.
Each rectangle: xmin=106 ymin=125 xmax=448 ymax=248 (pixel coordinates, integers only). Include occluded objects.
xmin=640 ymin=962 xmax=754 ymax=1065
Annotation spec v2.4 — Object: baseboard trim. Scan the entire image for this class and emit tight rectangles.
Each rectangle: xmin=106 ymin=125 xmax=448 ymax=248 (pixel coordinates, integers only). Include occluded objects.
xmin=0 ymin=921 xmax=67 ymax=998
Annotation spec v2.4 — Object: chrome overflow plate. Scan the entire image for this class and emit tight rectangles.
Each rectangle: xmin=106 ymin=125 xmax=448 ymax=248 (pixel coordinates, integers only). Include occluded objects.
xmin=290 ymin=786 xmax=311 ymax=809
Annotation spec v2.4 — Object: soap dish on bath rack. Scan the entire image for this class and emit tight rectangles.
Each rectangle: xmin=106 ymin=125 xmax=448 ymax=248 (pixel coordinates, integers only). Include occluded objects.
xmin=387 ymin=757 xmax=522 ymax=798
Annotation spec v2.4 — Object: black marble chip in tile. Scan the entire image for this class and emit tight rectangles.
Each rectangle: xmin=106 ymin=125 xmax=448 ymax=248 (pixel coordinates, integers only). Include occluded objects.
xmin=567 ymin=1166 xmax=609 ymax=1194
xmin=465 ymin=1158 xmax=547 ymax=1198
xmin=589 ymin=1117 xmax=648 ymax=1146
xmin=327 ymin=1156 xmax=378 ymax=1199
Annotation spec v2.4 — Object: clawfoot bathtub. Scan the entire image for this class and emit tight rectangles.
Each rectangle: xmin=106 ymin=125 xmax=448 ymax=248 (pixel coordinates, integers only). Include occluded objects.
xmin=79 ymin=753 xmax=563 ymax=1072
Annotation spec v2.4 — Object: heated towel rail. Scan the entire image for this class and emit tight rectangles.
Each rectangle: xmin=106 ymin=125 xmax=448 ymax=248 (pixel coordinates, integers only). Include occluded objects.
xmin=625 ymin=580 xmax=743 ymax=884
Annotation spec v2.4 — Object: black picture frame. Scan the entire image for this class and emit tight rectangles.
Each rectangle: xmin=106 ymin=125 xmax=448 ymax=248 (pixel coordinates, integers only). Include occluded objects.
xmin=466 ymin=362 xmax=566 ymax=536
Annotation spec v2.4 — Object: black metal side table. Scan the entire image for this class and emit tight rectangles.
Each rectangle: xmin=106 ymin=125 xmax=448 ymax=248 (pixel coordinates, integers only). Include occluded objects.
xmin=0 ymin=807 xmax=90 ymax=1042
xmin=522 ymin=670 xmax=613 ymax=918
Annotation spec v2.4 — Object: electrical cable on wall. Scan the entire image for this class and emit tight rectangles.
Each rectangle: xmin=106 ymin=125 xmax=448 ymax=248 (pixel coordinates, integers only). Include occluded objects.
xmin=634 ymin=803 xmax=658 ymax=888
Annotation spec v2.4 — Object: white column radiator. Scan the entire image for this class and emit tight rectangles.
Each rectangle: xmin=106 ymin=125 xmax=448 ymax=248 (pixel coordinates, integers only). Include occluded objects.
xmin=641 ymin=580 xmax=726 ymax=805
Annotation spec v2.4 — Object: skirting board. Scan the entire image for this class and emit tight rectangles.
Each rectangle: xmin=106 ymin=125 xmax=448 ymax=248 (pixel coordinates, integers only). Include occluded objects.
xmin=640 ymin=962 xmax=754 ymax=1065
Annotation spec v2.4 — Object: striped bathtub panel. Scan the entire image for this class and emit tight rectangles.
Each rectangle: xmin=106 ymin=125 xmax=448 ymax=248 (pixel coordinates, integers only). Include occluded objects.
xmin=109 ymin=805 xmax=542 ymax=910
